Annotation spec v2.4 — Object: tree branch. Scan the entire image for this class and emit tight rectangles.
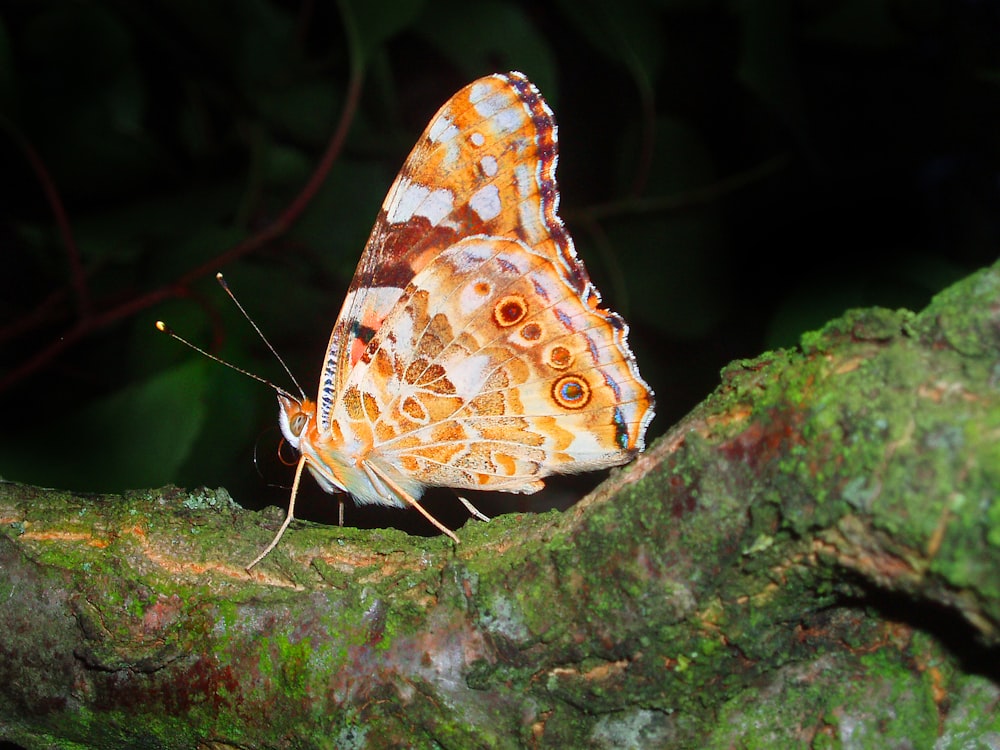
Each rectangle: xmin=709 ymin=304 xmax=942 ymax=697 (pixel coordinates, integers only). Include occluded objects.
xmin=2 ymin=262 xmax=999 ymax=748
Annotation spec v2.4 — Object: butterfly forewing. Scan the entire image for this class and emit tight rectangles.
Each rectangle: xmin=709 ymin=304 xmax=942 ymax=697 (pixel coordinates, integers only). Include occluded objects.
xmin=318 ymin=73 xmax=571 ymax=427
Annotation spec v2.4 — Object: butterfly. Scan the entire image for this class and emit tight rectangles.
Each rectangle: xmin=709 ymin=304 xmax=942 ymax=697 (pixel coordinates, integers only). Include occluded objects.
xmin=211 ymin=72 xmax=654 ymax=568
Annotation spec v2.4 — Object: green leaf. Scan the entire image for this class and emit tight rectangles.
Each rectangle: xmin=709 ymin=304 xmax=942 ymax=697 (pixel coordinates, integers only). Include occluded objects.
xmin=0 ymin=362 xmax=210 ymax=492
xmin=85 ymin=362 xmax=211 ymax=488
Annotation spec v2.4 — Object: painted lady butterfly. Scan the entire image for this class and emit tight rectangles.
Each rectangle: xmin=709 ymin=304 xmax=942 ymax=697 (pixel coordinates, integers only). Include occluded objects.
xmin=246 ymin=72 xmax=654 ymax=567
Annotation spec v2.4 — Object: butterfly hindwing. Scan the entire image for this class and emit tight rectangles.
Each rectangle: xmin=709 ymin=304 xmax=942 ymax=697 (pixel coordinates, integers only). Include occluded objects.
xmin=332 ymin=233 xmax=652 ymax=493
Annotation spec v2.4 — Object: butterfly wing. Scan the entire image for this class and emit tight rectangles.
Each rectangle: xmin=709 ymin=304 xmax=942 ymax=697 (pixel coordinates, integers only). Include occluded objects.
xmin=336 ymin=235 xmax=653 ymax=494
xmin=317 ymin=72 xmax=594 ymax=429
xmin=322 ymin=72 xmax=654 ymax=495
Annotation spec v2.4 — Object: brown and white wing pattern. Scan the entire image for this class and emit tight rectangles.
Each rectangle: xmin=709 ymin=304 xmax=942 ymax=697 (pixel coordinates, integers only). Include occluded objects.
xmin=317 ymin=72 xmax=654 ymax=495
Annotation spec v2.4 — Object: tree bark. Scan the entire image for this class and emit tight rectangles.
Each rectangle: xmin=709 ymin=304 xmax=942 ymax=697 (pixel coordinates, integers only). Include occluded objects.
xmin=2 ymin=262 xmax=999 ymax=749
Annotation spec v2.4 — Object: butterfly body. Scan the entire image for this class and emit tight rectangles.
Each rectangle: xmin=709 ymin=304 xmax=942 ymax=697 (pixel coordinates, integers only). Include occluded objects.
xmin=263 ymin=72 xmax=653 ymax=560
xmin=279 ymin=395 xmax=420 ymax=508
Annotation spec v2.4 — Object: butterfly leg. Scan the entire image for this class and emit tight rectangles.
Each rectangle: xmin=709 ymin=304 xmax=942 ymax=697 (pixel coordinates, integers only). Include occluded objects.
xmin=456 ymin=495 xmax=491 ymax=522
xmin=246 ymin=455 xmax=307 ymax=571
xmin=364 ymin=462 xmax=460 ymax=543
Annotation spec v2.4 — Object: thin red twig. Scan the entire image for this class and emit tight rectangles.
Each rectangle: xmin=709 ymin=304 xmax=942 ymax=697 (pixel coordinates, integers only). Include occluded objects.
xmin=0 ymin=115 xmax=90 ymax=319
xmin=0 ymin=70 xmax=365 ymax=394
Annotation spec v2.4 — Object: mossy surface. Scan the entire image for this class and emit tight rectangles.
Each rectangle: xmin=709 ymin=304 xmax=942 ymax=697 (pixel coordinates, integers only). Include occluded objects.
xmin=2 ymin=262 xmax=999 ymax=746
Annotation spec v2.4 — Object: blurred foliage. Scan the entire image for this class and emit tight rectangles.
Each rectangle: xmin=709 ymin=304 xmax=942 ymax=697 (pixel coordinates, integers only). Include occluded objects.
xmin=0 ymin=0 xmax=998 ymax=528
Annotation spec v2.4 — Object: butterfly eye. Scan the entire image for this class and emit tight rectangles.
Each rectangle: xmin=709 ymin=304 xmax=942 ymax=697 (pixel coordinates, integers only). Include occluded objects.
xmin=289 ymin=413 xmax=309 ymax=437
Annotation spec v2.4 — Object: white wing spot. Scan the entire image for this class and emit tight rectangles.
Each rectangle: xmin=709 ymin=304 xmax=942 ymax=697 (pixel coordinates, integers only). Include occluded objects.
xmin=468 ymin=82 xmax=494 ymax=107
xmin=493 ymin=107 xmax=524 ymax=135
xmin=518 ymin=200 xmax=545 ymax=245
xmin=470 ymin=131 xmax=485 ymax=147
xmin=458 ymin=279 xmax=491 ymax=317
xmin=419 ymin=188 xmax=455 ymax=224
xmin=385 ymin=177 xmax=454 ymax=225
xmin=446 ymin=354 xmax=493 ymax=400
xmin=428 ymin=114 xmax=459 ymax=144
xmin=469 ymin=184 xmax=501 ymax=221
xmin=513 ymin=164 xmax=533 ymax=198
xmin=480 ymin=155 xmax=498 ymax=177
xmin=470 ymin=91 xmax=525 ymax=136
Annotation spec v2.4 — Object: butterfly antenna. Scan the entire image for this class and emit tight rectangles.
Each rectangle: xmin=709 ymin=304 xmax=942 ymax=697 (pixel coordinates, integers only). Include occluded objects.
xmin=154 ymin=321 xmax=294 ymax=398
xmin=215 ymin=272 xmax=307 ymax=399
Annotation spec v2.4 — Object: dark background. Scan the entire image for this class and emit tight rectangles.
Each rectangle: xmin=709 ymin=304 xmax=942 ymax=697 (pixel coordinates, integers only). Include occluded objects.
xmin=1 ymin=0 xmax=998 ymax=535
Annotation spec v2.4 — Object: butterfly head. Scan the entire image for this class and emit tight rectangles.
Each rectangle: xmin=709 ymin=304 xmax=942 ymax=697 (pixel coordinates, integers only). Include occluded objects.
xmin=276 ymin=392 xmax=357 ymax=497
xmin=277 ymin=393 xmax=316 ymax=452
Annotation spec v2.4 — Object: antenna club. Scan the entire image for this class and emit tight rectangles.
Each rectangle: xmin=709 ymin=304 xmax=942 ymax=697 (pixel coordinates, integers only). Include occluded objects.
xmin=155 ymin=321 xmax=172 ymax=334
xmin=216 ymin=272 xmax=229 ymax=290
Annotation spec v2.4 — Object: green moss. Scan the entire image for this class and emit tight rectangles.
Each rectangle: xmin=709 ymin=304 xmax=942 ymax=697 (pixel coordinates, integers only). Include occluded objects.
xmin=23 ymin=704 xmax=200 ymax=749
xmin=937 ymin=673 xmax=1000 ymax=744
xmin=989 ymin=498 xmax=1000 ymax=549
xmin=920 ymin=263 xmax=1000 ymax=355
xmin=708 ymin=643 xmax=939 ymax=749
xmin=275 ymin=635 xmax=313 ymax=701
